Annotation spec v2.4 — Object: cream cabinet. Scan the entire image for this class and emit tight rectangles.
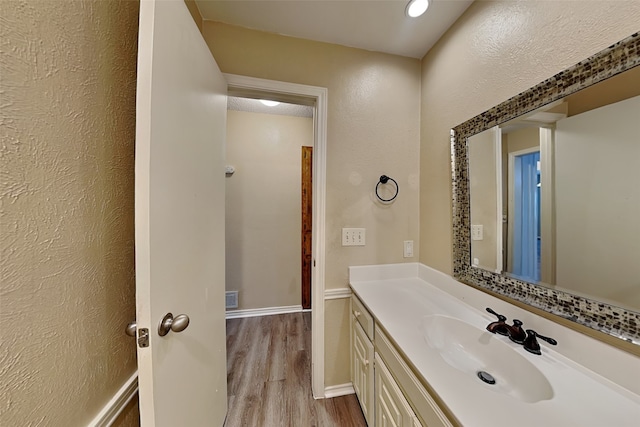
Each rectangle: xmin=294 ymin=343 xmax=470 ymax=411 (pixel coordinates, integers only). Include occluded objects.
xmin=350 ymin=294 xmax=456 ymax=427
xmin=375 ymin=328 xmax=454 ymax=427
xmin=351 ymin=296 xmax=375 ymax=425
xmin=374 ymin=353 xmax=421 ymax=427
xmin=352 ymin=319 xmax=374 ymax=424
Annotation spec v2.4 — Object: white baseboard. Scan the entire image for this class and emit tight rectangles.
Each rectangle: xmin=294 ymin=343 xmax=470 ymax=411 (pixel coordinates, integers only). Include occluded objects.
xmin=88 ymin=371 xmax=138 ymax=427
xmin=323 ymin=287 xmax=352 ymax=300
xmin=324 ymin=383 xmax=355 ymax=398
xmin=225 ymin=305 xmax=303 ymax=319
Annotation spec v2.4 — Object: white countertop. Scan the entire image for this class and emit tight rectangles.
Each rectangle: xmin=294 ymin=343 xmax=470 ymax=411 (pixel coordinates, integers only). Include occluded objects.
xmin=349 ymin=263 xmax=640 ymax=427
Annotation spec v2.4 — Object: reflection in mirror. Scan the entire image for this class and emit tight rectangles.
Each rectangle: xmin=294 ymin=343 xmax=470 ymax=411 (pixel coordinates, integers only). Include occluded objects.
xmin=503 ymin=125 xmax=552 ymax=286
xmin=468 ymin=127 xmax=502 ymax=273
xmin=468 ymin=66 xmax=640 ymax=313
xmin=453 ymin=33 xmax=640 ymax=344
xmin=506 ymin=136 xmax=542 ymax=283
xmin=555 ymin=94 xmax=640 ymax=311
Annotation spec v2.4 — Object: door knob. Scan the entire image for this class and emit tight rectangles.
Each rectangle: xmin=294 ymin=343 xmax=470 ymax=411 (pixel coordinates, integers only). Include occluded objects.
xmin=158 ymin=313 xmax=190 ymax=336
xmin=125 ymin=321 xmax=137 ymax=337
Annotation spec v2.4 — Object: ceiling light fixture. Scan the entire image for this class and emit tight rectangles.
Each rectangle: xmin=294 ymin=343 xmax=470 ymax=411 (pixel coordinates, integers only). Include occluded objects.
xmin=260 ymin=99 xmax=280 ymax=107
xmin=406 ymin=0 xmax=430 ymax=18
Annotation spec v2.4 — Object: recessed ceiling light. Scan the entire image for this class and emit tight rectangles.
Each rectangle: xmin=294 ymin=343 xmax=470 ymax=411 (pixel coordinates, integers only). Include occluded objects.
xmin=406 ymin=0 xmax=430 ymax=18
xmin=260 ymin=99 xmax=280 ymax=107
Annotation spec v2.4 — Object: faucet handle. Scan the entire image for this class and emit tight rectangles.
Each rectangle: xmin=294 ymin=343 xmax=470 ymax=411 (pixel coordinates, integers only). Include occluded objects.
xmin=507 ymin=319 xmax=526 ymax=344
xmin=486 ymin=307 xmax=506 ymax=322
xmin=524 ymin=329 xmax=558 ymax=355
xmin=485 ymin=308 xmax=508 ymax=335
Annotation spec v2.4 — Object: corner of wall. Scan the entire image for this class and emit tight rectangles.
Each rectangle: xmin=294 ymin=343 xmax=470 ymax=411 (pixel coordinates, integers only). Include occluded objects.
xmin=184 ymin=0 xmax=203 ymax=33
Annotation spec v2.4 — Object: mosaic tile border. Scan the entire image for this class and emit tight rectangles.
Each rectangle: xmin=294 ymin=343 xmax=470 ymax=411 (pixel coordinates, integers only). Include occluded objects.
xmin=451 ymin=32 xmax=640 ymax=345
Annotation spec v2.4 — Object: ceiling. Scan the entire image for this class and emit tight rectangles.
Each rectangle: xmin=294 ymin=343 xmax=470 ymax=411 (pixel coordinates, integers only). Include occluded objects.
xmin=228 ymin=96 xmax=314 ymax=117
xmin=195 ymin=0 xmax=474 ymax=59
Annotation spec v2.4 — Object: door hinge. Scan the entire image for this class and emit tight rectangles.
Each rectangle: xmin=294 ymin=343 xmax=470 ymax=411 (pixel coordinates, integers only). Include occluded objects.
xmin=137 ymin=328 xmax=149 ymax=348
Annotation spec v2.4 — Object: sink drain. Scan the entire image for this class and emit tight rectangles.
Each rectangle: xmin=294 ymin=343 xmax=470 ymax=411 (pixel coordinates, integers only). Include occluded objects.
xmin=477 ymin=371 xmax=496 ymax=385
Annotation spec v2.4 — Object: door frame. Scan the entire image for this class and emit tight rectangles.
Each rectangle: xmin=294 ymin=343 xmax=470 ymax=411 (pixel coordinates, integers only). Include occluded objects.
xmin=224 ymin=74 xmax=328 ymax=398
xmin=538 ymin=127 xmax=555 ymax=286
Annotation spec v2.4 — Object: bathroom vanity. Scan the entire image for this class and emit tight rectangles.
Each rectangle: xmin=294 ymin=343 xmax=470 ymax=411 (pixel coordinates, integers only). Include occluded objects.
xmin=349 ymin=263 xmax=640 ymax=427
xmin=351 ymin=291 xmax=454 ymax=426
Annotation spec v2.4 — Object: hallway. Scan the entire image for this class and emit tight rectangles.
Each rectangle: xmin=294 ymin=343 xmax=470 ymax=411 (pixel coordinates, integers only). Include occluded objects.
xmin=225 ymin=313 xmax=366 ymax=426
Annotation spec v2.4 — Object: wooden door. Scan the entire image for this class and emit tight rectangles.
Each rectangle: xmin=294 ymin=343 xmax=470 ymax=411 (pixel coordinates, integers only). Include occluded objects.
xmin=301 ymin=146 xmax=313 ymax=309
xmin=134 ymin=0 xmax=227 ymax=425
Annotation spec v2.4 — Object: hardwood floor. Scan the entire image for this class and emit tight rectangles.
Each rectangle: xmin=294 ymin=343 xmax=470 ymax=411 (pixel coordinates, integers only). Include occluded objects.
xmin=225 ymin=313 xmax=367 ymax=427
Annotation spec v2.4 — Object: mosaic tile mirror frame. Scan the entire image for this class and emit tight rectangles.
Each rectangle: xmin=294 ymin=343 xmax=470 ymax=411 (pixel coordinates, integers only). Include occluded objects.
xmin=451 ymin=32 xmax=640 ymax=345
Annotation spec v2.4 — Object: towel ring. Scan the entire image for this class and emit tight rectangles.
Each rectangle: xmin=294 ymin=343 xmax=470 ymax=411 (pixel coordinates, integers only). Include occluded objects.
xmin=376 ymin=175 xmax=399 ymax=202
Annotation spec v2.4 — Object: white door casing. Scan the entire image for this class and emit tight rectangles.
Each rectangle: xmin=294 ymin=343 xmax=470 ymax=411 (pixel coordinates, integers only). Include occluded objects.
xmin=135 ymin=0 xmax=227 ymax=425
xmin=224 ymin=74 xmax=328 ymax=398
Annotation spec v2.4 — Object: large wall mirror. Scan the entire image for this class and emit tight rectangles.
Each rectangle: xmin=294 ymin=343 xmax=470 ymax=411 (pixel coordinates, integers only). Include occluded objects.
xmin=452 ymin=33 xmax=640 ymax=346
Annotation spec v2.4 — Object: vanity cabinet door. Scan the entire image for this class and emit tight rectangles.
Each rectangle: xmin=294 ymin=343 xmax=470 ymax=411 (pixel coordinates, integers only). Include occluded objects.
xmin=374 ymin=353 xmax=418 ymax=427
xmin=352 ymin=317 xmax=375 ymax=425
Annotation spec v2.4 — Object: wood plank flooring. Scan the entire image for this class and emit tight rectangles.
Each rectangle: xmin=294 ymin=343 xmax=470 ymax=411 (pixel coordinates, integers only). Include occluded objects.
xmin=225 ymin=313 xmax=367 ymax=427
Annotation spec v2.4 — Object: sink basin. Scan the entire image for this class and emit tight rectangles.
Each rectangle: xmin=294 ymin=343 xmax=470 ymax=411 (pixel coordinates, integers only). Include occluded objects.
xmin=420 ymin=314 xmax=554 ymax=403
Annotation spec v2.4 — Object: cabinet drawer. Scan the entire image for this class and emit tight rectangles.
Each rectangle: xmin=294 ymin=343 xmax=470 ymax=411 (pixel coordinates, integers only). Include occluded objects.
xmin=376 ymin=327 xmax=457 ymax=427
xmin=351 ymin=294 xmax=375 ymax=340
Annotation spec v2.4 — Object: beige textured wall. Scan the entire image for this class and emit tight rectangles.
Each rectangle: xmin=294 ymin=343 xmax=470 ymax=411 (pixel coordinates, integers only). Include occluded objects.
xmin=504 ymin=127 xmax=539 ymax=154
xmin=419 ymin=0 xmax=640 ymax=274
xmin=0 ymin=0 xmax=139 ymax=425
xmin=226 ymin=110 xmax=313 ymax=310
xmin=203 ymin=22 xmax=421 ymax=386
xmin=324 ymin=299 xmax=352 ymax=386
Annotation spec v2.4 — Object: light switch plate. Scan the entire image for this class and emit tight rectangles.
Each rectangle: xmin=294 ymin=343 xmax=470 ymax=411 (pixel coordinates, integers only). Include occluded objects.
xmin=342 ymin=228 xmax=365 ymax=246
xmin=403 ymin=240 xmax=414 ymax=258
xmin=471 ymin=225 xmax=483 ymax=241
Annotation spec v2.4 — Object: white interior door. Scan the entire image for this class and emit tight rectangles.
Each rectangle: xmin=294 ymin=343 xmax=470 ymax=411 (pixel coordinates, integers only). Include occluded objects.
xmin=134 ymin=0 xmax=227 ymax=425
